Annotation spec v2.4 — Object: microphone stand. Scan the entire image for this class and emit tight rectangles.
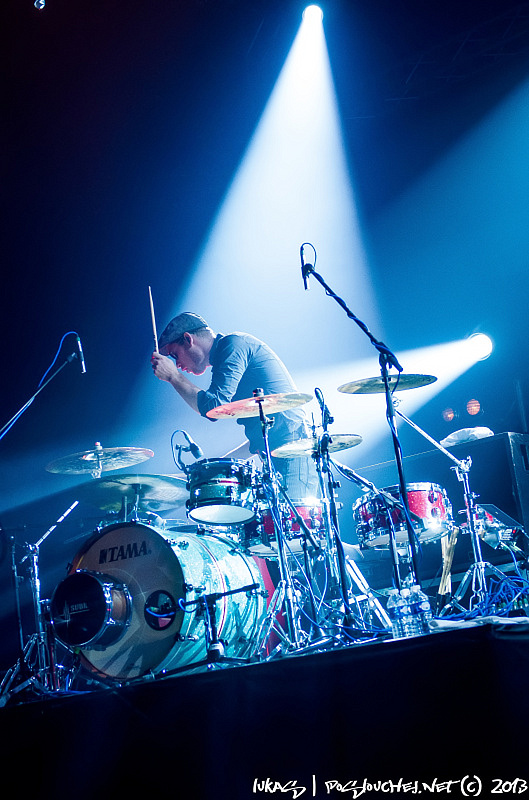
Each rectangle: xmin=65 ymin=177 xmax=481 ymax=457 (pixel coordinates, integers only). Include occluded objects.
xmin=302 ymin=260 xmax=420 ymax=591
xmin=0 ymin=351 xmax=81 ymax=442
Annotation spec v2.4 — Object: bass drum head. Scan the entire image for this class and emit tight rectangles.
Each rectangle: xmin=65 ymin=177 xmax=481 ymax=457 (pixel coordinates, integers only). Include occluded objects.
xmin=58 ymin=522 xmax=266 ymax=680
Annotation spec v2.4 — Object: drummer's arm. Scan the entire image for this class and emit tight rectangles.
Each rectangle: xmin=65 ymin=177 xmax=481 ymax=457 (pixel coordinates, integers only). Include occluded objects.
xmin=151 ymin=353 xmax=200 ymax=412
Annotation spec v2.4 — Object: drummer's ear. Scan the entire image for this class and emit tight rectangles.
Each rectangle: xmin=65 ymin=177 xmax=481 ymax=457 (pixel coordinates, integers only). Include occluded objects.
xmin=182 ymin=332 xmax=192 ymax=347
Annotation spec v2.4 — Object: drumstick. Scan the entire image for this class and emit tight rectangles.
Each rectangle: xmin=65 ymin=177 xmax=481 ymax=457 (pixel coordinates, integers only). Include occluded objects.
xmin=148 ymin=285 xmax=159 ymax=353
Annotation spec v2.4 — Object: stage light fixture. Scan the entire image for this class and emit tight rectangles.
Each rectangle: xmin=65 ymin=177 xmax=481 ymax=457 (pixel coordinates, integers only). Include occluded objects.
xmin=467 ymin=333 xmax=493 ymax=361
xmin=442 ymin=408 xmax=456 ymax=422
xmin=466 ymin=398 xmax=481 ymax=416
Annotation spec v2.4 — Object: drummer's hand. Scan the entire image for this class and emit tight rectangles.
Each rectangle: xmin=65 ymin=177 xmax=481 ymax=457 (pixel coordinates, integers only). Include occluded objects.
xmin=151 ymin=352 xmax=179 ymax=382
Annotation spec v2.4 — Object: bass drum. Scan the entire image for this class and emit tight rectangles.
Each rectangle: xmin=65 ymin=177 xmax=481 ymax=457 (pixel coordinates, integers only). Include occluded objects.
xmin=50 ymin=522 xmax=266 ymax=680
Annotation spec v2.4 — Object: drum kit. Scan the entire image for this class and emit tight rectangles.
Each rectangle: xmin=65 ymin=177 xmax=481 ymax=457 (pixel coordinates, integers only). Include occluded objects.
xmin=1 ymin=373 xmax=525 ymax=704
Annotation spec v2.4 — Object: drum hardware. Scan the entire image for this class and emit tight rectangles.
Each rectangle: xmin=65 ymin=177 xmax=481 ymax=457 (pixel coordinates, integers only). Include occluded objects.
xmin=310 ymin=390 xmax=392 ymax=635
xmin=300 ymin=249 xmax=425 ymax=592
xmin=393 ymin=407 xmax=515 ymax=616
xmin=205 ymin=390 xmax=326 ymax=651
xmin=45 ymin=444 xmax=155 ymax=479
xmin=0 ymin=501 xmax=81 ymax=705
xmin=163 ymin=582 xmax=262 ymax=671
xmin=48 ymin=522 xmax=267 ymax=681
xmin=251 ymin=388 xmax=308 ymax=652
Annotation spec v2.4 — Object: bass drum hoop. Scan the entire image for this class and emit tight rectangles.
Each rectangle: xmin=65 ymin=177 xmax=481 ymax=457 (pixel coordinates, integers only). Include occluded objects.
xmin=51 ymin=569 xmax=132 ymax=649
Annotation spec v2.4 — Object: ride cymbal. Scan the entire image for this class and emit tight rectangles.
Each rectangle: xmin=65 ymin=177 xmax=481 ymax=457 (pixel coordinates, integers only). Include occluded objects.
xmin=76 ymin=474 xmax=188 ymax=513
xmin=271 ymin=434 xmax=363 ymax=459
xmin=46 ymin=445 xmax=154 ymax=474
xmin=206 ymin=392 xmax=313 ymax=420
xmin=337 ymin=374 xmax=437 ymax=394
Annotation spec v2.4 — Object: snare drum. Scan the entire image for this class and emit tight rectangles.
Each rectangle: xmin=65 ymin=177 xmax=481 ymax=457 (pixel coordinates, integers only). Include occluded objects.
xmin=241 ymin=500 xmax=324 ymax=558
xmin=186 ymin=458 xmax=258 ymax=525
xmin=50 ymin=521 xmax=266 ymax=680
xmin=353 ymin=482 xmax=453 ymax=548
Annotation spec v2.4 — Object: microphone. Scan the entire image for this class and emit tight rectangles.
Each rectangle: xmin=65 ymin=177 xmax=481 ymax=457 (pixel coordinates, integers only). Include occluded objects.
xmin=182 ymin=431 xmax=204 ymax=460
xmin=315 ymin=387 xmax=334 ymax=426
xmin=300 ymin=244 xmax=311 ymax=291
xmin=76 ymin=336 xmax=87 ymax=373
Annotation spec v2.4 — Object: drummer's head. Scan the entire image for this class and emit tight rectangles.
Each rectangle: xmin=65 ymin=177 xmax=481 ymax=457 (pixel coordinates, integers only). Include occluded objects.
xmin=158 ymin=312 xmax=214 ymax=375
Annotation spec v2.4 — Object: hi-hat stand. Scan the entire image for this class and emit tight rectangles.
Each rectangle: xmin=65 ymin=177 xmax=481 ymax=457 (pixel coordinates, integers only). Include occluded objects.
xmin=0 ymin=502 xmax=79 ymax=705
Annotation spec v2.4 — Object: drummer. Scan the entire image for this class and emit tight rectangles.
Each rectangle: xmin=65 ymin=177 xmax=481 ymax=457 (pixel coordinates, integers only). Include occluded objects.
xmin=151 ymin=312 xmax=318 ymax=499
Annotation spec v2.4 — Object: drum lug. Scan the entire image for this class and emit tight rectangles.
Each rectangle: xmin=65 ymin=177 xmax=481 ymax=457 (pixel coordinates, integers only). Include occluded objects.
xmin=176 ymin=540 xmax=190 ymax=550
xmin=176 ymin=633 xmax=200 ymax=642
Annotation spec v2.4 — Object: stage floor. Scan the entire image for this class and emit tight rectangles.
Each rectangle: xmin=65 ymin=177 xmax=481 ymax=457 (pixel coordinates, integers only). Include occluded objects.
xmin=1 ymin=621 xmax=528 ymax=799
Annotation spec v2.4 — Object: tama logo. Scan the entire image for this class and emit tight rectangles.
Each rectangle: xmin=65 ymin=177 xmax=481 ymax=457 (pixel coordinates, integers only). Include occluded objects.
xmin=99 ymin=540 xmax=149 ymax=564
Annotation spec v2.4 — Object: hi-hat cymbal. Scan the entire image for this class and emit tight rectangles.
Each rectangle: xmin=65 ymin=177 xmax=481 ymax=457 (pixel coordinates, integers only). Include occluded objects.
xmin=76 ymin=474 xmax=188 ymax=513
xmin=206 ymin=392 xmax=313 ymax=420
xmin=46 ymin=446 xmax=154 ymax=475
xmin=271 ymin=434 xmax=363 ymax=459
xmin=337 ymin=374 xmax=437 ymax=394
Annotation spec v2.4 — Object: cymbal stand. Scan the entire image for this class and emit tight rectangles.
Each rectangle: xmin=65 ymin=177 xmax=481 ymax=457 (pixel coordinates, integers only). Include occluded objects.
xmin=301 ymin=256 xmax=420 ymax=591
xmin=252 ymin=389 xmax=306 ymax=652
xmin=0 ymin=501 xmax=79 ymax=704
xmin=394 ymin=408 xmax=512 ymax=614
xmin=313 ymin=391 xmax=392 ymax=633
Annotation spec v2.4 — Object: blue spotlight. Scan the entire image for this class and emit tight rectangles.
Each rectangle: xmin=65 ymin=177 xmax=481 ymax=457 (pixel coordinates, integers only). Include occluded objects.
xmin=467 ymin=333 xmax=493 ymax=361
xmin=303 ymin=5 xmax=324 ymax=23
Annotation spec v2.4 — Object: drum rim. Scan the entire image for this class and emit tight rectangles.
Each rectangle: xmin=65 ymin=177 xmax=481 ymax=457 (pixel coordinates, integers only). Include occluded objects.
xmin=51 ymin=568 xmax=132 ymax=649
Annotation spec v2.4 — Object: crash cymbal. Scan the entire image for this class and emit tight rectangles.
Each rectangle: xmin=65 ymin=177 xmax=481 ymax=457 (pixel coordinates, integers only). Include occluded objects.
xmin=271 ymin=433 xmax=363 ymax=459
xmin=45 ymin=445 xmax=154 ymax=475
xmin=76 ymin=474 xmax=188 ymax=513
xmin=337 ymin=374 xmax=437 ymax=394
xmin=206 ymin=392 xmax=313 ymax=420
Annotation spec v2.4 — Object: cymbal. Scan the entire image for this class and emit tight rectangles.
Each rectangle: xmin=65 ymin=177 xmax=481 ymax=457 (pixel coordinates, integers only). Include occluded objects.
xmin=337 ymin=374 xmax=437 ymax=394
xmin=46 ymin=446 xmax=154 ymax=475
xmin=76 ymin=474 xmax=188 ymax=513
xmin=206 ymin=392 xmax=313 ymax=420
xmin=271 ymin=433 xmax=363 ymax=459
